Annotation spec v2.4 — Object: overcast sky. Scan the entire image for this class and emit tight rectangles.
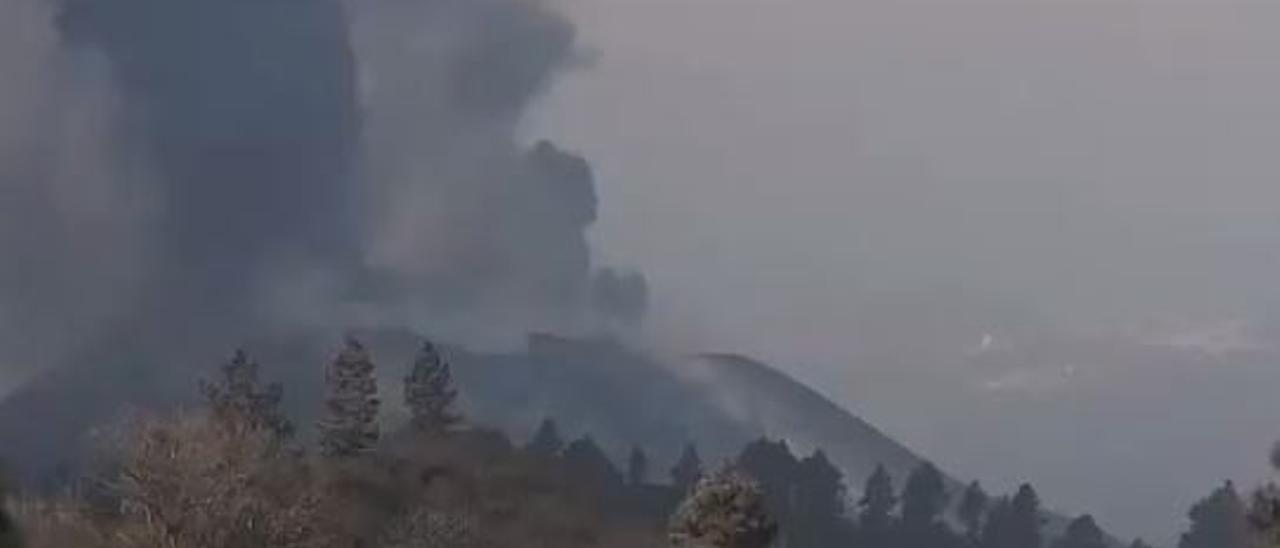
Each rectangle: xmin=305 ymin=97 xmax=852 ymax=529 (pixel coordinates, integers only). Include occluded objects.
xmin=530 ymin=0 xmax=1280 ymax=542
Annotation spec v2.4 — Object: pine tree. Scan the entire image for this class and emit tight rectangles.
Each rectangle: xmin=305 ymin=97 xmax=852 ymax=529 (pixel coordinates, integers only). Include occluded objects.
xmin=318 ymin=337 xmax=381 ymax=457
xmin=1009 ymin=484 xmax=1045 ymax=548
xmin=981 ymin=496 xmax=1014 ymax=548
xmin=199 ymin=349 xmax=293 ymax=438
xmin=958 ymin=481 xmax=990 ymax=544
xmin=1052 ymin=515 xmax=1108 ymax=548
xmin=669 ymin=466 xmax=778 ymax=548
xmin=981 ymin=485 xmax=1043 ymax=548
xmin=901 ymin=462 xmax=949 ymax=528
xmin=403 ymin=340 xmax=460 ymax=435
xmin=526 ymin=418 xmax=565 ymax=457
xmin=629 ymin=445 xmax=650 ymax=486
xmin=563 ymin=436 xmax=623 ymax=491
xmin=857 ymin=464 xmax=898 ymax=548
xmin=899 ymin=462 xmax=956 ymax=548
xmin=200 ymin=349 xmax=293 ymax=438
xmin=671 ymin=443 xmax=705 ymax=494
xmin=1179 ymin=481 xmax=1253 ymax=548
xmin=793 ymin=449 xmax=850 ymax=548
xmin=796 ymin=450 xmax=846 ymax=517
xmin=737 ymin=438 xmax=800 ymax=538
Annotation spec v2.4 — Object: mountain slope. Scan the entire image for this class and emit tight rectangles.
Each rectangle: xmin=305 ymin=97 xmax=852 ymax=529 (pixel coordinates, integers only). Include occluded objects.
xmin=684 ymin=353 xmax=926 ymax=488
xmin=0 ymin=332 xmax=925 ymax=489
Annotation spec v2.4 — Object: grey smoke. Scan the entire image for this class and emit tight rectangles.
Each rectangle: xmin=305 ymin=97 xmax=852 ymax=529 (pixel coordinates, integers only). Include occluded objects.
xmin=0 ymin=0 xmax=647 ymax=377
xmin=57 ymin=0 xmax=361 ymax=331
xmin=0 ymin=0 xmax=151 ymax=382
xmin=591 ymin=267 xmax=649 ymax=327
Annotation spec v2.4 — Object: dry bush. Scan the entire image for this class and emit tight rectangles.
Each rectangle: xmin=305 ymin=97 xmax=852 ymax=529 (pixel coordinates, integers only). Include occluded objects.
xmin=92 ymin=413 xmax=328 ymax=548
xmin=13 ymin=497 xmax=113 ymax=548
xmin=668 ymin=466 xmax=777 ymax=548
xmin=15 ymin=415 xmax=664 ymax=548
xmin=380 ymin=507 xmax=481 ymax=548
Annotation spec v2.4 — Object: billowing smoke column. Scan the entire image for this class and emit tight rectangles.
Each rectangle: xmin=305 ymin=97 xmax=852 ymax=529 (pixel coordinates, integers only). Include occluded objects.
xmin=0 ymin=0 xmax=647 ymax=375
xmin=352 ymin=0 xmax=599 ymax=333
xmin=57 ymin=0 xmax=361 ymax=327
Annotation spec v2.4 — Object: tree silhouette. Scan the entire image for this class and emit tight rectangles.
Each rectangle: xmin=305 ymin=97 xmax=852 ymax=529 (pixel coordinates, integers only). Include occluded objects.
xmin=526 ymin=418 xmax=565 ymax=457
xmin=318 ymin=337 xmax=381 ymax=457
xmin=793 ymin=449 xmax=850 ymax=547
xmin=898 ymin=462 xmax=957 ymax=548
xmin=200 ymin=349 xmax=292 ymax=438
xmin=982 ymin=485 xmax=1044 ymax=548
xmin=403 ymin=340 xmax=460 ymax=435
xmin=563 ymin=436 xmax=623 ymax=491
xmin=958 ymin=481 xmax=990 ymax=545
xmin=796 ymin=450 xmax=846 ymax=516
xmin=901 ymin=462 xmax=949 ymax=527
xmin=857 ymin=464 xmax=898 ymax=548
xmin=1009 ymin=484 xmax=1045 ymax=548
xmin=981 ymin=496 xmax=1014 ymax=548
xmin=1179 ymin=481 xmax=1252 ymax=548
xmin=672 ymin=443 xmax=705 ymax=494
xmin=737 ymin=438 xmax=799 ymax=540
xmin=1052 ymin=515 xmax=1108 ymax=548
xmin=629 ymin=445 xmax=650 ymax=486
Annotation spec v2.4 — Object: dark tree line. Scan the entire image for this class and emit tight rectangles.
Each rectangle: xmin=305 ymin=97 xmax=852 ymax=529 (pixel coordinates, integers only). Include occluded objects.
xmin=516 ymin=425 xmax=1102 ymax=548
xmin=524 ymin=424 xmax=1268 ymax=548
xmin=5 ymin=336 xmax=1276 ymax=548
xmin=723 ymin=440 xmax=1049 ymax=548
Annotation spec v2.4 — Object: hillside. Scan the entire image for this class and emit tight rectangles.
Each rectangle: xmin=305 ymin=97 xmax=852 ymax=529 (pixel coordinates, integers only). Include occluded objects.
xmin=684 ymin=353 xmax=925 ymax=488
xmin=0 ymin=332 xmax=924 ymax=489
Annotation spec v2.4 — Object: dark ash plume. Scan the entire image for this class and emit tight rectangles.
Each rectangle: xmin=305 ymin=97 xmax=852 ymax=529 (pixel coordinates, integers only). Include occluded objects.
xmin=0 ymin=0 xmax=645 ymax=376
xmin=57 ymin=0 xmax=361 ymax=327
xmin=592 ymin=267 xmax=650 ymax=327
xmin=351 ymin=0 xmax=608 ymax=338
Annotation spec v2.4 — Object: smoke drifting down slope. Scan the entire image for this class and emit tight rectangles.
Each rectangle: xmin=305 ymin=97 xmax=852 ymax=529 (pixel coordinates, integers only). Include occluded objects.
xmin=0 ymin=0 xmax=646 ymax=374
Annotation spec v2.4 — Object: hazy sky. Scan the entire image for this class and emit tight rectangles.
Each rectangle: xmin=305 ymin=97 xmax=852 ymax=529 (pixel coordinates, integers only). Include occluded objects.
xmin=531 ymin=0 xmax=1280 ymax=542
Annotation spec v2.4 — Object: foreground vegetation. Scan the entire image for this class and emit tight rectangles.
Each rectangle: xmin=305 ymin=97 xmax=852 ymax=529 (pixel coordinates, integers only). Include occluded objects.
xmin=0 ymin=337 xmax=1276 ymax=548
